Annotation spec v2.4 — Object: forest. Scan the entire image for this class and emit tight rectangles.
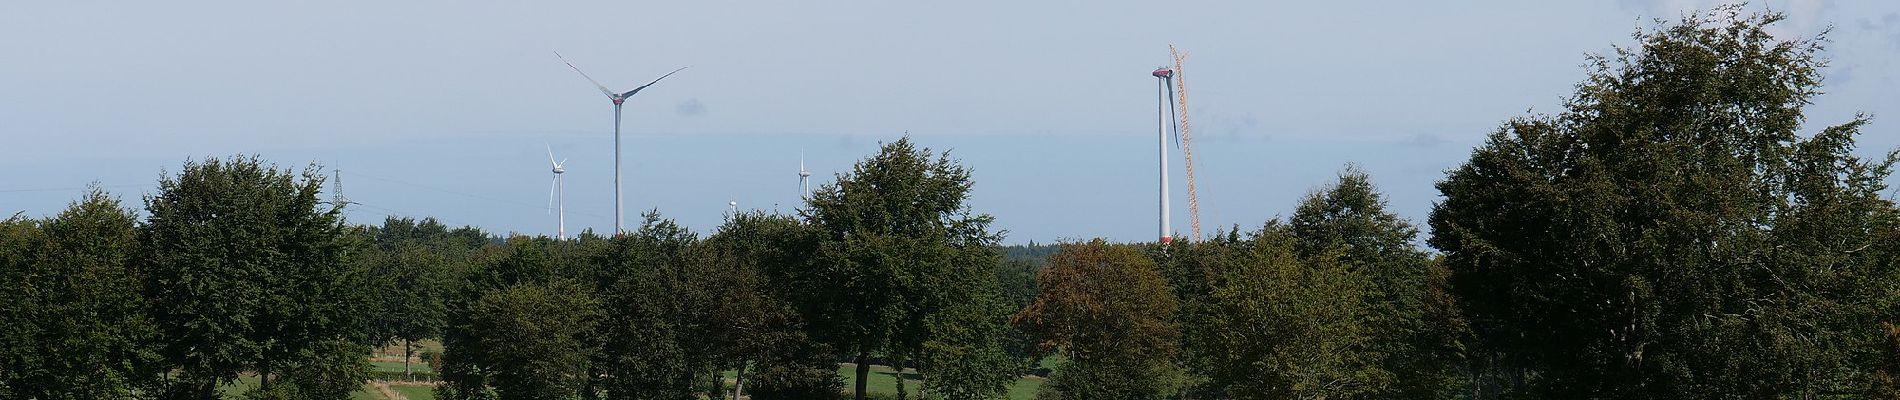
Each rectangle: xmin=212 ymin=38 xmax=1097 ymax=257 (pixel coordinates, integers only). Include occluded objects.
xmin=5 ymin=7 xmax=1900 ymax=400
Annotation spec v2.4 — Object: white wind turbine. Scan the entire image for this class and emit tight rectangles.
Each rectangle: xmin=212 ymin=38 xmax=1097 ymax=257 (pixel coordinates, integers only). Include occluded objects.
xmin=547 ymin=145 xmax=569 ymax=240
xmin=799 ymin=149 xmax=812 ymax=199
xmin=556 ymin=51 xmax=686 ymax=235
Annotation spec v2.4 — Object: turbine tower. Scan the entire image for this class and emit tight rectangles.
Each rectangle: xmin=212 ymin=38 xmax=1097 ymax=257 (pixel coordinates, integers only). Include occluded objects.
xmin=1153 ymin=66 xmax=1174 ymax=244
xmin=557 ymin=51 xmax=686 ymax=235
xmin=799 ymin=150 xmax=812 ymax=199
xmin=547 ymin=145 xmax=569 ymax=240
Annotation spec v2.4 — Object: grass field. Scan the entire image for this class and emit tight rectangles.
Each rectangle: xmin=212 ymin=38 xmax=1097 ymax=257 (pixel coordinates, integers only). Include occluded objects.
xmin=217 ymin=357 xmax=1041 ymax=400
xmin=215 ymin=375 xmax=380 ymax=399
xmin=391 ymin=384 xmax=437 ymax=400
xmin=836 ymin=363 xmax=1043 ymax=400
xmin=372 ymin=360 xmax=433 ymax=373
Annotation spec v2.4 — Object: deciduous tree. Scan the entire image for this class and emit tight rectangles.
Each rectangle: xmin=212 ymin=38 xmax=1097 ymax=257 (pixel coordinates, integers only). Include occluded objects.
xmin=1430 ymin=6 xmax=1900 ymax=396
xmin=1014 ymin=240 xmax=1184 ymax=400
xmin=141 ymin=156 xmax=369 ymax=399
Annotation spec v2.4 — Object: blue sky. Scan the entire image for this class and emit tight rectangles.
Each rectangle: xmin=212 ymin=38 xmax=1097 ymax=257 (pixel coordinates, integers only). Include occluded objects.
xmin=3 ymin=1 xmax=1897 ymax=243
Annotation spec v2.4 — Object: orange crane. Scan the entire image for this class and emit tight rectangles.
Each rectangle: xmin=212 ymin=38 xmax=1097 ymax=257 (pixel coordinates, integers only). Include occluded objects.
xmin=1169 ymin=45 xmax=1204 ymax=242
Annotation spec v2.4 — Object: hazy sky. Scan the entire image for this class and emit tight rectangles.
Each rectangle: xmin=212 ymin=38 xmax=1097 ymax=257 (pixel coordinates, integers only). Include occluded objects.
xmin=3 ymin=1 xmax=1897 ymax=243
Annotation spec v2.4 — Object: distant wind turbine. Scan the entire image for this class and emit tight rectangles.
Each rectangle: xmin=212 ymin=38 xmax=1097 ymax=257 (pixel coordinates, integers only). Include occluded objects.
xmin=546 ymin=145 xmax=568 ymax=240
xmin=799 ymin=149 xmax=811 ymax=199
xmin=556 ymin=51 xmax=686 ymax=235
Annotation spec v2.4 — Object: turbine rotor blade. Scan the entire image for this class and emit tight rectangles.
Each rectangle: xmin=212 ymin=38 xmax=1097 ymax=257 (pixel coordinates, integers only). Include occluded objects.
xmin=546 ymin=143 xmax=558 ymax=167
xmin=549 ymin=176 xmax=558 ymax=214
xmin=555 ymin=51 xmax=617 ymax=98
xmin=621 ymin=66 xmax=688 ymax=98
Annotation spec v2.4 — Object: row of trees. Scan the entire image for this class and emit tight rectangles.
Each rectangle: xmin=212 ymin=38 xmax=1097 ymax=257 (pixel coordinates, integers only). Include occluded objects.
xmin=0 ymin=158 xmax=370 ymax=399
xmin=1013 ymin=6 xmax=1900 ymax=399
xmin=0 ymin=135 xmax=1028 ymax=400
xmin=1013 ymin=166 xmax=1460 ymax=399
xmin=5 ymin=5 xmax=1899 ymax=400
xmin=362 ymin=137 xmax=1030 ymax=400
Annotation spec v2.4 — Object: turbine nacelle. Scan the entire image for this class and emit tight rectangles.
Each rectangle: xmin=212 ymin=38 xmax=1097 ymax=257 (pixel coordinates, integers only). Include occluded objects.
xmin=547 ymin=144 xmax=568 ymax=174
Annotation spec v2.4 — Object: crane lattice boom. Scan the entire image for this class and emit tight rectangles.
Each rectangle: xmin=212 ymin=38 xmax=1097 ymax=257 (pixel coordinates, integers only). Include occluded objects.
xmin=1170 ymin=45 xmax=1203 ymax=243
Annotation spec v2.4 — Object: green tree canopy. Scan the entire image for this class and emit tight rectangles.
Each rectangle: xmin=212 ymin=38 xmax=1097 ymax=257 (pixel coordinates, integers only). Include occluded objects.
xmin=1430 ymin=6 xmax=1900 ymax=397
xmin=1014 ymin=240 xmax=1184 ymax=400
xmin=0 ymin=187 xmax=162 ymax=399
xmin=140 ymin=155 xmax=370 ymax=399
xmin=799 ymin=138 xmax=1013 ymax=400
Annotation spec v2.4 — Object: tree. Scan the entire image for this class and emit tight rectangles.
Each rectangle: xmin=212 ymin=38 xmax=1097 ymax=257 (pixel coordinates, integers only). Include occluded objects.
xmin=699 ymin=211 xmax=838 ymax=400
xmin=140 ymin=155 xmax=369 ymax=399
xmin=590 ymin=212 xmax=705 ymax=400
xmin=0 ymin=188 xmax=163 ymax=399
xmin=468 ymin=280 xmax=600 ymax=400
xmin=1013 ymin=240 xmax=1185 ymax=400
xmin=1287 ymin=168 xmax=1462 ymax=398
xmin=366 ymin=241 xmax=450 ymax=380
xmin=0 ymin=214 xmax=36 ymax=399
xmin=917 ymin=241 xmax=1019 ymax=400
xmin=799 ymin=137 xmax=1013 ymax=400
xmin=1430 ymin=6 xmax=1900 ymax=397
xmin=437 ymin=236 xmax=582 ymax=400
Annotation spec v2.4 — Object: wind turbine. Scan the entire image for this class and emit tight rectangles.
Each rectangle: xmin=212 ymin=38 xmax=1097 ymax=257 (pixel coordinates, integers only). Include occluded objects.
xmin=799 ymin=149 xmax=811 ymax=199
xmin=556 ymin=51 xmax=686 ymax=235
xmin=547 ymin=145 xmax=568 ymax=240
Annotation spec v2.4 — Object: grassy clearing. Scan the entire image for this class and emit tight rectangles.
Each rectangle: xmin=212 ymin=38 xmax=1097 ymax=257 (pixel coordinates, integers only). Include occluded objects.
xmin=372 ymin=360 xmax=433 ymax=373
xmin=835 ymin=363 xmax=1043 ymax=400
xmin=215 ymin=376 xmax=379 ymax=399
xmin=391 ymin=384 xmax=437 ymax=400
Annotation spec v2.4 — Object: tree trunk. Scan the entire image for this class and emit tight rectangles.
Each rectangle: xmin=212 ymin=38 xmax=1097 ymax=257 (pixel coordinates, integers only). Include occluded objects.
xmin=711 ymin=367 xmax=725 ymax=400
xmin=259 ymin=353 xmax=273 ymax=392
xmin=733 ymin=362 xmax=748 ymax=400
xmin=894 ymin=352 xmax=907 ymax=400
xmin=403 ymin=339 xmax=414 ymax=381
xmin=915 ymin=349 xmax=926 ymax=399
xmin=198 ymin=380 xmax=217 ymax=400
xmin=855 ymin=352 xmax=872 ymax=400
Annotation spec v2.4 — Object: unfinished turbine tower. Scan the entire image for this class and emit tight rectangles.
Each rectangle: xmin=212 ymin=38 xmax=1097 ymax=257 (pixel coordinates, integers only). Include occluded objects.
xmin=1148 ymin=46 xmax=1205 ymax=244
xmin=557 ymin=51 xmax=686 ymax=235
xmin=1152 ymin=66 xmax=1174 ymax=244
xmin=547 ymin=145 xmax=569 ymax=240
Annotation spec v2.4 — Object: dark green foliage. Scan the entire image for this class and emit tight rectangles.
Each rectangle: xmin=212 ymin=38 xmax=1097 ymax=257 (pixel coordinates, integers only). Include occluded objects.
xmin=1014 ymin=240 xmax=1185 ymax=400
xmin=1288 ymin=169 xmax=1462 ymax=397
xmin=437 ymin=236 xmax=577 ymax=400
xmin=591 ymin=212 xmax=705 ymax=400
xmin=363 ymin=217 xmax=459 ymax=381
xmin=800 ymin=138 xmax=1014 ymax=400
xmin=0 ymin=215 xmax=35 ymax=399
xmin=992 ymin=257 xmax=1042 ymax=375
xmin=468 ymin=280 xmax=599 ymax=400
xmin=920 ymin=290 xmax=1019 ymax=400
xmin=0 ymin=188 xmax=163 ymax=399
xmin=743 ymin=328 xmax=844 ymax=400
xmin=701 ymin=211 xmax=837 ymax=400
xmin=1430 ymin=6 xmax=1900 ymax=397
xmin=1155 ymin=171 xmax=1463 ymax=399
xmin=140 ymin=155 xmax=369 ymax=399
